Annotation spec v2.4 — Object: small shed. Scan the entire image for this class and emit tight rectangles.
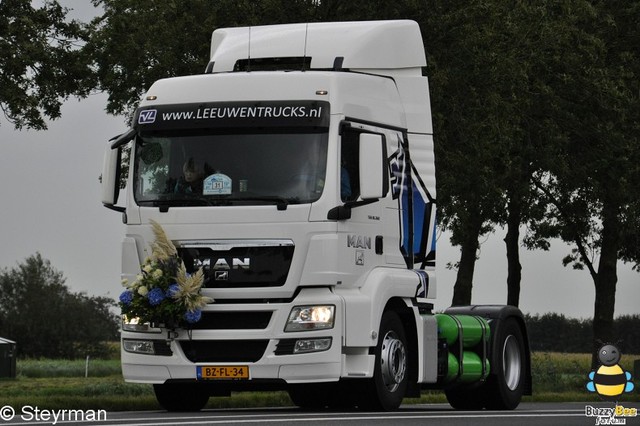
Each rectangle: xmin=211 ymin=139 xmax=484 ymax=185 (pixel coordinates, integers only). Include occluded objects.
xmin=0 ymin=337 xmax=16 ymax=378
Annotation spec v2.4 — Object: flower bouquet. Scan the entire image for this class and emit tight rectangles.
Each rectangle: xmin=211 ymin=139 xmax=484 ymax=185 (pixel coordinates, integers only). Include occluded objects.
xmin=119 ymin=220 xmax=212 ymax=329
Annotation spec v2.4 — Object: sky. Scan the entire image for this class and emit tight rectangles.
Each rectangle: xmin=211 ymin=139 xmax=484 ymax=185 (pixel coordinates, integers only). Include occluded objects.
xmin=0 ymin=2 xmax=637 ymax=320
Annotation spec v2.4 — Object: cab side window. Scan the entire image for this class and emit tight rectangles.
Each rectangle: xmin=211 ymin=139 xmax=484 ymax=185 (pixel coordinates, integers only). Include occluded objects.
xmin=340 ymin=130 xmax=360 ymax=202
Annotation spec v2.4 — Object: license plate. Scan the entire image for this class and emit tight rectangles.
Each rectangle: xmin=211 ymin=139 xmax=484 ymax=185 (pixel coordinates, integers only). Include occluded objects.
xmin=196 ymin=365 xmax=249 ymax=380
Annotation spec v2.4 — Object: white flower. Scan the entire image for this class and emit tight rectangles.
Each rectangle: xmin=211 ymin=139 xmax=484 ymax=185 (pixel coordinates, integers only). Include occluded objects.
xmin=152 ymin=269 xmax=163 ymax=279
xmin=137 ymin=286 xmax=149 ymax=296
xmin=121 ymin=279 xmax=129 ymax=287
xmin=128 ymin=275 xmax=143 ymax=289
xmin=143 ymin=264 xmax=153 ymax=273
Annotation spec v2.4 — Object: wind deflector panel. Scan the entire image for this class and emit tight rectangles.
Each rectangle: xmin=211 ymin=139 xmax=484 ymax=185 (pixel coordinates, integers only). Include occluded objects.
xmin=177 ymin=240 xmax=294 ymax=288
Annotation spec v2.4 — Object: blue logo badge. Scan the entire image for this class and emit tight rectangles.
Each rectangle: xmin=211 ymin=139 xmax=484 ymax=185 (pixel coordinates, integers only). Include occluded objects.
xmin=138 ymin=109 xmax=157 ymax=124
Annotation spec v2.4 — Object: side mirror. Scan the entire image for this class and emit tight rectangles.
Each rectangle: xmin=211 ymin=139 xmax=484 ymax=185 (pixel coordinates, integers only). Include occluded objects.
xmin=101 ymin=145 xmax=124 ymax=212
xmin=101 ymin=129 xmax=134 ymax=212
xmin=359 ymin=133 xmax=388 ymax=200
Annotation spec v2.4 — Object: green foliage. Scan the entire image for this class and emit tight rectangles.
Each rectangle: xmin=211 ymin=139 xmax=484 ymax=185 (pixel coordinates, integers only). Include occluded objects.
xmin=0 ymin=375 xmax=157 ymax=411
xmin=524 ymin=0 xmax=640 ymax=351
xmin=531 ymin=352 xmax=593 ymax=394
xmin=86 ymin=0 xmax=423 ymax=118
xmin=0 ymin=0 xmax=94 ymax=129
xmin=526 ymin=313 xmax=640 ymax=354
xmin=421 ymin=1 xmax=573 ymax=304
xmin=0 ymin=253 xmax=119 ymax=358
xmin=17 ymin=359 xmax=121 ymax=378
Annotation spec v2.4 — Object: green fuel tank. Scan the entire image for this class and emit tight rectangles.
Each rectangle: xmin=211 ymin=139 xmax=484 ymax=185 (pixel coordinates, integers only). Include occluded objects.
xmin=435 ymin=314 xmax=490 ymax=347
xmin=445 ymin=351 xmax=491 ymax=382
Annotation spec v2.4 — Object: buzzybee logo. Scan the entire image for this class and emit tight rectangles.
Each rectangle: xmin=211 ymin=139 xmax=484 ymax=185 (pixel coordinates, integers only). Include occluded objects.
xmin=586 ymin=343 xmax=635 ymax=400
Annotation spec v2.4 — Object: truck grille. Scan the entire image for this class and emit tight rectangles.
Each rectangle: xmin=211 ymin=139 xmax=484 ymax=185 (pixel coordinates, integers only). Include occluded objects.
xmin=177 ymin=239 xmax=294 ymax=288
xmin=188 ymin=311 xmax=272 ymax=330
xmin=179 ymin=340 xmax=269 ymax=363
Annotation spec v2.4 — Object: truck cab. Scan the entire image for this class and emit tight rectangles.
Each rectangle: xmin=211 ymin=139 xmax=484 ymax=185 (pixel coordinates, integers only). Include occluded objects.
xmin=102 ymin=20 xmax=530 ymax=411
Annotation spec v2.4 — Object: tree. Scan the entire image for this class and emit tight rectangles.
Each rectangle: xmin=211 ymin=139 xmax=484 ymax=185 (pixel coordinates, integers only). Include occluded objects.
xmin=423 ymin=1 xmax=532 ymax=306
xmin=0 ymin=0 xmax=94 ymax=129
xmin=87 ymin=0 xmax=423 ymax=118
xmin=0 ymin=253 xmax=119 ymax=358
xmin=85 ymin=2 xmax=639 ymax=350
xmin=87 ymin=0 xmax=317 ymax=117
xmin=529 ymin=0 xmax=640 ymax=365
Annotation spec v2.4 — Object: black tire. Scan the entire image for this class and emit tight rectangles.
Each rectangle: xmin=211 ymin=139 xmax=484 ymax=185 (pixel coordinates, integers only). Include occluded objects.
xmin=483 ymin=318 xmax=526 ymax=410
xmin=359 ymin=311 xmax=408 ymax=411
xmin=445 ymin=386 xmax=485 ymax=410
xmin=288 ymin=383 xmax=330 ymax=409
xmin=288 ymin=382 xmax=357 ymax=410
xmin=327 ymin=381 xmax=358 ymax=409
xmin=153 ymin=383 xmax=209 ymax=412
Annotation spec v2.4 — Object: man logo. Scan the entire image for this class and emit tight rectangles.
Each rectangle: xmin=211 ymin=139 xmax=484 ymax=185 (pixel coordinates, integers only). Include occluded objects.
xmin=138 ymin=109 xmax=157 ymax=124
xmin=214 ymin=271 xmax=229 ymax=281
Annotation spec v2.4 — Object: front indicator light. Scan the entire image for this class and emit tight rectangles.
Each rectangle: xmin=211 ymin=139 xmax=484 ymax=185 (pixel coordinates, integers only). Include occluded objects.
xmin=285 ymin=305 xmax=335 ymax=332
xmin=294 ymin=338 xmax=332 ymax=354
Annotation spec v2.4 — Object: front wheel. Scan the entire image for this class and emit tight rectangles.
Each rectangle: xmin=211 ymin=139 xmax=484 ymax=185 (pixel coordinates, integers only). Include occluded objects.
xmin=483 ymin=318 xmax=526 ymax=410
xmin=359 ymin=311 xmax=408 ymax=411
xmin=154 ymin=383 xmax=209 ymax=412
xmin=287 ymin=383 xmax=332 ymax=409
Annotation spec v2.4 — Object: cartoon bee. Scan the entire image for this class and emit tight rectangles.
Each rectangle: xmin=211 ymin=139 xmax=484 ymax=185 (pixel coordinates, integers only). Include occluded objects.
xmin=586 ymin=343 xmax=635 ymax=400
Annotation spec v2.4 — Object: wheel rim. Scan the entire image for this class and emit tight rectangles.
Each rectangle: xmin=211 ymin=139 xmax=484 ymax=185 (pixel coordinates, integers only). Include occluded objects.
xmin=380 ymin=330 xmax=406 ymax=392
xmin=502 ymin=335 xmax=522 ymax=391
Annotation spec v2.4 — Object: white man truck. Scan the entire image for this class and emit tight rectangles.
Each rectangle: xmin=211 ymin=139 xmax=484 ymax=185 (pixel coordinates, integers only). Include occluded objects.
xmin=101 ymin=20 xmax=531 ymax=411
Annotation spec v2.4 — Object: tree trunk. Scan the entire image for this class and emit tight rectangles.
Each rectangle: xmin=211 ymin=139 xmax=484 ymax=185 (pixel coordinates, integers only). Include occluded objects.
xmin=504 ymin=196 xmax=523 ymax=307
xmin=451 ymin=216 xmax=483 ymax=306
xmin=590 ymin=202 xmax=620 ymax=368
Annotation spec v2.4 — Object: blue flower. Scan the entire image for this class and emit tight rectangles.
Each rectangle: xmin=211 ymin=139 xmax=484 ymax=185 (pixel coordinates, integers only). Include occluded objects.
xmin=184 ymin=309 xmax=202 ymax=323
xmin=167 ymin=283 xmax=180 ymax=298
xmin=119 ymin=290 xmax=134 ymax=305
xmin=147 ymin=287 xmax=165 ymax=306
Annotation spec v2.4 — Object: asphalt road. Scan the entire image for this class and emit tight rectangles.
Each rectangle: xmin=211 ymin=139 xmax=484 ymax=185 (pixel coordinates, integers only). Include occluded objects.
xmin=3 ymin=402 xmax=639 ymax=426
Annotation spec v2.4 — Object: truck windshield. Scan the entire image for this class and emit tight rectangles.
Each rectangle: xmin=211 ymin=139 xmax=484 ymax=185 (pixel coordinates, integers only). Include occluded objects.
xmin=133 ymin=130 xmax=328 ymax=207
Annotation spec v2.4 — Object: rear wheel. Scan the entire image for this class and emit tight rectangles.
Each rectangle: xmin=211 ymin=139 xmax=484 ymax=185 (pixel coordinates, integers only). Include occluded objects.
xmin=359 ymin=311 xmax=408 ymax=411
xmin=484 ymin=318 xmax=526 ymax=410
xmin=154 ymin=383 xmax=209 ymax=412
xmin=445 ymin=386 xmax=485 ymax=410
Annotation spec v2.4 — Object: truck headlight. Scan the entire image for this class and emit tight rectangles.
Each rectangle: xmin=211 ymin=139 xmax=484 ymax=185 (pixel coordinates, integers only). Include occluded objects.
xmin=285 ymin=305 xmax=335 ymax=332
xmin=122 ymin=315 xmax=160 ymax=333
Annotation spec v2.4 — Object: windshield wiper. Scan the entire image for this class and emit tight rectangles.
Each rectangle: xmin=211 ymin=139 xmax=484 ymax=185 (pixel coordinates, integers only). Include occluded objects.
xmin=144 ymin=196 xmax=293 ymax=211
xmin=144 ymin=197 xmax=229 ymax=212
xmin=229 ymin=196 xmax=294 ymax=211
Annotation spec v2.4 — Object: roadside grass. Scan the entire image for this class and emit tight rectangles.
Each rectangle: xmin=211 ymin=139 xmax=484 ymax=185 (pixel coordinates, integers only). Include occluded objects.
xmin=1 ymin=352 xmax=637 ymax=411
xmin=527 ymin=352 xmax=639 ymax=403
xmin=17 ymin=358 xmax=122 ymax=378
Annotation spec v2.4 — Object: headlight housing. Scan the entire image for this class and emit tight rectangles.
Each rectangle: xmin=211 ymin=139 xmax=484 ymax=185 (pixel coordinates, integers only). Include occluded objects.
xmin=122 ymin=339 xmax=155 ymax=354
xmin=285 ymin=305 xmax=335 ymax=332
xmin=121 ymin=315 xmax=160 ymax=333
